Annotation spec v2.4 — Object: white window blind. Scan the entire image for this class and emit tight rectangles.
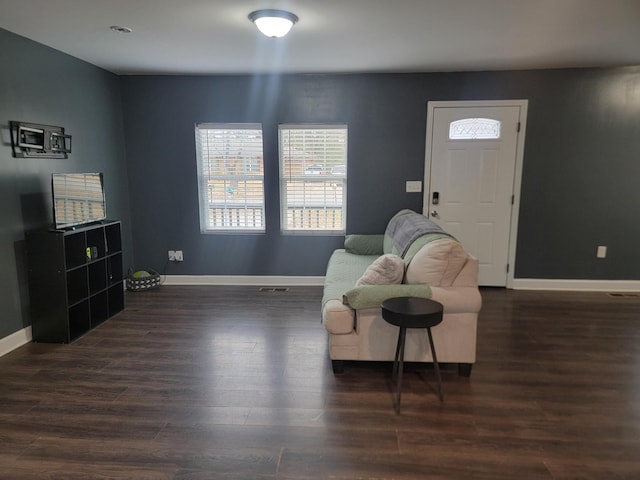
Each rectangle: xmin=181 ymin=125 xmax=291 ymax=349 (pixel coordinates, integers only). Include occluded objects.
xmin=195 ymin=124 xmax=265 ymax=232
xmin=279 ymin=125 xmax=347 ymax=233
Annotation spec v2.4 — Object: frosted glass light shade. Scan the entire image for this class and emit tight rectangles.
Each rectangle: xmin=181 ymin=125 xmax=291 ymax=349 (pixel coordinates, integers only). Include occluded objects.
xmin=249 ymin=10 xmax=298 ymax=38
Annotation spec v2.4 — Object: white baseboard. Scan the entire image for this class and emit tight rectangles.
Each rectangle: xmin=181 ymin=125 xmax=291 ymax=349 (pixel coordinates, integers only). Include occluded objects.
xmin=0 ymin=326 xmax=32 ymax=358
xmin=511 ymin=278 xmax=640 ymax=292
xmin=163 ymin=275 xmax=639 ymax=291
xmin=162 ymin=275 xmax=325 ymax=287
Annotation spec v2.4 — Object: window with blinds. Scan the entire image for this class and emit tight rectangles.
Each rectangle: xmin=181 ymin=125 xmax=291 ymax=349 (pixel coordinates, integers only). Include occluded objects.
xmin=278 ymin=125 xmax=348 ymax=234
xmin=195 ymin=124 xmax=265 ymax=232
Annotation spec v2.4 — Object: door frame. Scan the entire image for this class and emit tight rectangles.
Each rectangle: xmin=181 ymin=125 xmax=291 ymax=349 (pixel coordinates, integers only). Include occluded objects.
xmin=423 ymin=100 xmax=528 ymax=288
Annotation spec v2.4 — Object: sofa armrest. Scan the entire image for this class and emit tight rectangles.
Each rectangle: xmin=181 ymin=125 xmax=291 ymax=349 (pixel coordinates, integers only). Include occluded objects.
xmin=322 ymin=299 xmax=356 ymax=334
xmin=430 ymin=286 xmax=482 ymax=314
xmin=343 ymin=284 xmax=432 ymax=309
xmin=344 ymin=234 xmax=384 ymax=255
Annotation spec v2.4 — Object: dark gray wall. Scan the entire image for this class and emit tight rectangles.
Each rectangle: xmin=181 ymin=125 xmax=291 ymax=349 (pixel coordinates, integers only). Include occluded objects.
xmin=514 ymin=68 xmax=640 ymax=278
xmin=0 ymin=28 xmax=133 ymax=339
xmin=120 ymin=74 xmax=427 ymax=276
xmin=2 ymin=27 xmax=639 ymax=343
xmin=121 ymin=67 xmax=640 ymax=280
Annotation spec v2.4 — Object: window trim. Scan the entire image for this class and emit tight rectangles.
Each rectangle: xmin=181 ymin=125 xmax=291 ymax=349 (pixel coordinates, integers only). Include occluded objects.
xmin=278 ymin=123 xmax=348 ymax=235
xmin=195 ymin=123 xmax=266 ymax=234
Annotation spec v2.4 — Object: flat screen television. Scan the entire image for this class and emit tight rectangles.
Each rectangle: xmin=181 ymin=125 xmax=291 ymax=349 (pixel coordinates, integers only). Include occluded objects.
xmin=52 ymin=173 xmax=106 ymax=229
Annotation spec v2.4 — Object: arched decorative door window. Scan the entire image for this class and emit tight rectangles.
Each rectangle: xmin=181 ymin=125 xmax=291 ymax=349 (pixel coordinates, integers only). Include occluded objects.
xmin=449 ymin=118 xmax=501 ymax=140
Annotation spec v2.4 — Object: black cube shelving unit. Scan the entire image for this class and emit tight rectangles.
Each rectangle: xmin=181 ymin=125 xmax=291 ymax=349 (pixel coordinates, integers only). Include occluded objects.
xmin=26 ymin=220 xmax=124 ymax=343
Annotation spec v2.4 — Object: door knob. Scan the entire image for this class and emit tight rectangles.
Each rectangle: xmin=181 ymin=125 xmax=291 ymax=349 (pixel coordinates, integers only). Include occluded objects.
xmin=431 ymin=210 xmax=439 ymax=218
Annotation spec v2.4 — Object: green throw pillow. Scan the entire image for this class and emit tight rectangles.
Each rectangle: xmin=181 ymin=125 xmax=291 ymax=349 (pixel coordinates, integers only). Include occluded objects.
xmin=344 ymin=234 xmax=385 ymax=255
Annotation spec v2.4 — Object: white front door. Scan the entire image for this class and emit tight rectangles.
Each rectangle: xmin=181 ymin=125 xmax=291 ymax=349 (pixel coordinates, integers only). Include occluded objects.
xmin=423 ymin=101 xmax=527 ymax=287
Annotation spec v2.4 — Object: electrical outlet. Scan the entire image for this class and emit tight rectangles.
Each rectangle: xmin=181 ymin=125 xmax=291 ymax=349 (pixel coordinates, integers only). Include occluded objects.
xmin=596 ymin=246 xmax=607 ymax=258
xmin=175 ymin=250 xmax=184 ymax=262
xmin=168 ymin=250 xmax=176 ymax=261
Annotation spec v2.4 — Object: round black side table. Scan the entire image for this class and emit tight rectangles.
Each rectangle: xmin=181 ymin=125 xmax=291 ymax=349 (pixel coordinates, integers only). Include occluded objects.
xmin=381 ymin=297 xmax=444 ymax=414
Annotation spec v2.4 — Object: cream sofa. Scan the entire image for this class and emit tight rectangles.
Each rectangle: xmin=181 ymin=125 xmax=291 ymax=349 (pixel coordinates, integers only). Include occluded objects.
xmin=322 ymin=209 xmax=481 ymax=376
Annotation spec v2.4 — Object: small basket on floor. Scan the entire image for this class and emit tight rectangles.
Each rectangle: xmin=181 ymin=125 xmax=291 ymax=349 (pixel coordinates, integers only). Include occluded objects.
xmin=126 ymin=268 xmax=161 ymax=291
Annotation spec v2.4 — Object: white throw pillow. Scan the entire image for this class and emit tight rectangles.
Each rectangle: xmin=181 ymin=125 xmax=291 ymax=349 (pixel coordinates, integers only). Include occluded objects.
xmin=355 ymin=254 xmax=404 ymax=286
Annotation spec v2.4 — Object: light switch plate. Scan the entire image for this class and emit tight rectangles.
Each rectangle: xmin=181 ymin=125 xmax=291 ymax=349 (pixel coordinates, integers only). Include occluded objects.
xmin=406 ymin=181 xmax=422 ymax=193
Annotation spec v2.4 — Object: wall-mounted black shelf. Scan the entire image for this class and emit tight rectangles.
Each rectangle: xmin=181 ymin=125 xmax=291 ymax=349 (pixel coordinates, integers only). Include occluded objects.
xmin=26 ymin=221 xmax=124 ymax=343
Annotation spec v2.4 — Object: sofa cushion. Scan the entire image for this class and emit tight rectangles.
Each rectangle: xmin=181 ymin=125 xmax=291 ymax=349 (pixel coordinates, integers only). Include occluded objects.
xmin=403 ymin=232 xmax=456 ymax=265
xmin=405 ymin=238 xmax=469 ymax=287
xmin=355 ymin=254 xmax=404 ymax=286
xmin=322 ymin=249 xmax=379 ymax=309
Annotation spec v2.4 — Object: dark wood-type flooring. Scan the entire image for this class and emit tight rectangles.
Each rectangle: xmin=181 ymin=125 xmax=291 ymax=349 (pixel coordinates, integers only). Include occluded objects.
xmin=1 ymin=286 xmax=639 ymax=479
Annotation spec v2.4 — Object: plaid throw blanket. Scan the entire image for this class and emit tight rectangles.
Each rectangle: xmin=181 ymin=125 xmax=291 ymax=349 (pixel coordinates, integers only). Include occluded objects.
xmin=386 ymin=211 xmax=450 ymax=257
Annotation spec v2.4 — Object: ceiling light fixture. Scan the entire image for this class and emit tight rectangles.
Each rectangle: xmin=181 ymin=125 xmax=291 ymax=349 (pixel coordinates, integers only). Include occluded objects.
xmin=248 ymin=9 xmax=298 ymax=38
xmin=109 ymin=25 xmax=132 ymax=34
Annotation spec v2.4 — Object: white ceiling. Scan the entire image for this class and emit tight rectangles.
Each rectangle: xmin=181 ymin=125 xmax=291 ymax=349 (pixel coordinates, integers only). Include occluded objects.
xmin=1 ymin=0 xmax=639 ymax=75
